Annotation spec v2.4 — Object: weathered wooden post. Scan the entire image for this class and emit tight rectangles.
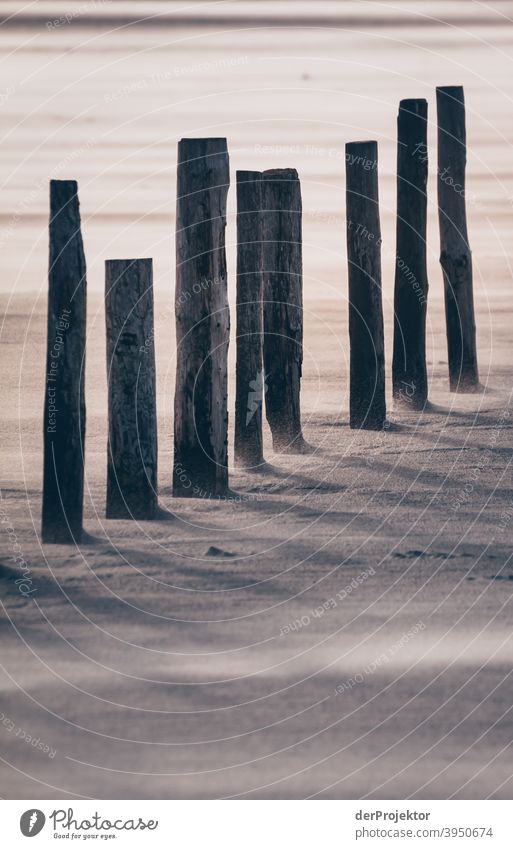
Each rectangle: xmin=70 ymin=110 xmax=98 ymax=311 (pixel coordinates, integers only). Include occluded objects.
xmin=437 ymin=85 xmax=479 ymax=392
xmin=345 ymin=141 xmax=386 ymax=430
xmin=234 ymin=170 xmax=265 ymax=468
xmin=42 ymin=180 xmax=87 ymax=544
xmin=392 ymin=98 xmax=429 ymax=410
xmin=262 ymin=168 xmax=307 ymax=453
xmin=105 ymin=258 xmax=158 ymax=519
xmin=173 ymin=138 xmax=230 ymax=498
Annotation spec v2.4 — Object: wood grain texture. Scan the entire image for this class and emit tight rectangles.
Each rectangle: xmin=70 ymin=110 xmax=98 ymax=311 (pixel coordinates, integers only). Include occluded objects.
xmin=235 ymin=170 xmax=265 ymax=468
xmin=392 ymin=98 xmax=429 ymax=411
xmin=262 ymin=168 xmax=307 ymax=453
xmin=105 ymin=258 xmax=158 ymax=519
xmin=173 ymin=138 xmax=230 ymax=498
xmin=437 ymin=85 xmax=479 ymax=392
xmin=346 ymin=141 xmax=386 ymax=430
xmin=42 ymin=180 xmax=87 ymax=544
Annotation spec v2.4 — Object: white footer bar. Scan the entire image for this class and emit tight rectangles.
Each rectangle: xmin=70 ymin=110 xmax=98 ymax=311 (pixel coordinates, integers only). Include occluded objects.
xmin=2 ymin=800 xmax=510 ymax=848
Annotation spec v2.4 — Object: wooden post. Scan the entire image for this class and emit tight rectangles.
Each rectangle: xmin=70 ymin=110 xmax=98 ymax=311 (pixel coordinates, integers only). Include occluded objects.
xmin=234 ymin=170 xmax=265 ymax=468
xmin=437 ymin=85 xmax=479 ymax=392
xmin=105 ymin=258 xmax=158 ymax=519
xmin=262 ymin=168 xmax=307 ymax=453
xmin=173 ymin=138 xmax=230 ymax=498
xmin=42 ymin=180 xmax=87 ymax=544
xmin=392 ymin=98 xmax=429 ymax=410
xmin=345 ymin=141 xmax=386 ymax=430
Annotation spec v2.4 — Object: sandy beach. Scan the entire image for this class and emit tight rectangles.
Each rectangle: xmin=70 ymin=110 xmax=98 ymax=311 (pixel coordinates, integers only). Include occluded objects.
xmin=1 ymin=1 xmax=513 ymax=799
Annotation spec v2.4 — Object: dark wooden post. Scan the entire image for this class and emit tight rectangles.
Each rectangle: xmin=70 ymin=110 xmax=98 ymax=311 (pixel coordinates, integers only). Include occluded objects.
xmin=105 ymin=258 xmax=158 ymax=519
xmin=262 ymin=168 xmax=307 ymax=453
xmin=234 ymin=170 xmax=265 ymax=468
xmin=173 ymin=138 xmax=230 ymax=498
xmin=436 ymin=85 xmax=479 ymax=392
xmin=42 ymin=180 xmax=87 ymax=544
xmin=392 ymin=98 xmax=429 ymax=411
xmin=345 ymin=141 xmax=386 ymax=430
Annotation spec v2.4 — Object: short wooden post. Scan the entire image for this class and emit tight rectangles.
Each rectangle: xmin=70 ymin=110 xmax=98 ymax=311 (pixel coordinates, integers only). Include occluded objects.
xmin=262 ymin=168 xmax=307 ymax=453
xmin=345 ymin=141 xmax=386 ymax=430
xmin=234 ymin=170 xmax=265 ymax=468
xmin=436 ymin=85 xmax=479 ymax=392
xmin=173 ymin=138 xmax=230 ymax=498
xmin=392 ymin=98 xmax=429 ymax=410
xmin=42 ymin=180 xmax=87 ymax=544
xmin=105 ymin=258 xmax=158 ymax=519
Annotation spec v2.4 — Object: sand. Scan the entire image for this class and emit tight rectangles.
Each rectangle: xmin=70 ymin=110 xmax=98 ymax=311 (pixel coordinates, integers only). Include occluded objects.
xmin=1 ymin=291 xmax=513 ymax=799
xmin=1 ymin=1 xmax=513 ymax=800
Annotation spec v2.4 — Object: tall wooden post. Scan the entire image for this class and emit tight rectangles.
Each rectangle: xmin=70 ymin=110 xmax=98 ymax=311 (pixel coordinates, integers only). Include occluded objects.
xmin=42 ymin=180 xmax=87 ymax=544
xmin=346 ymin=141 xmax=386 ymax=430
xmin=392 ymin=98 xmax=429 ymax=410
xmin=262 ymin=168 xmax=307 ymax=453
xmin=173 ymin=138 xmax=230 ymax=498
xmin=235 ymin=170 xmax=265 ymax=468
xmin=105 ymin=258 xmax=158 ymax=519
xmin=437 ymin=85 xmax=479 ymax=392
